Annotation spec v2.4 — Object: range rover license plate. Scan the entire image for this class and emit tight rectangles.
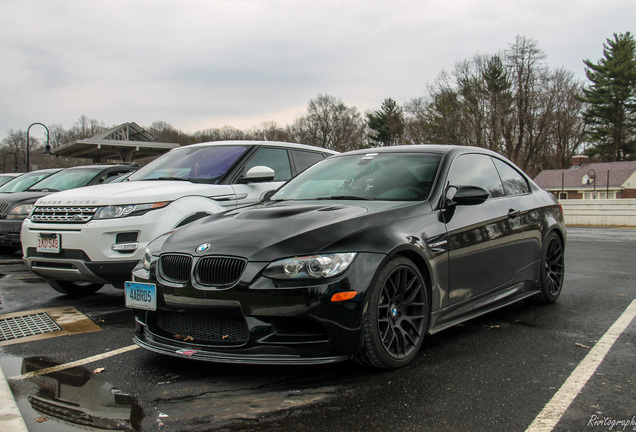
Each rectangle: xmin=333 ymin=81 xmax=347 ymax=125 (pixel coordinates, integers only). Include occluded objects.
xmin=125 ymin=281 xmax=157 ymax=311
xmin=37 ymin=233 xmax=60 ymax=253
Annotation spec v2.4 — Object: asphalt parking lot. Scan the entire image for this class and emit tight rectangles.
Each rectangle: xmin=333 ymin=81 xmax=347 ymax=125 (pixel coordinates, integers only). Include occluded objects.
xmin=0 ymin=227 xmax=634 ymax=432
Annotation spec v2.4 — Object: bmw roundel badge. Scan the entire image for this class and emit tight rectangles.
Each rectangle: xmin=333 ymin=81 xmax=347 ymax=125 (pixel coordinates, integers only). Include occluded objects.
xmin=196 ymin=243 xmax=210 ymax=253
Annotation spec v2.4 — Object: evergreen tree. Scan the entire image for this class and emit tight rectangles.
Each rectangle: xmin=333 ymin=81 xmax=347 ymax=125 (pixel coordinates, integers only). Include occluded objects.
xmin=580 ymin=32 xmax=636 ymax=161
xmin=366 ymin=98 xmax=405 ymax=146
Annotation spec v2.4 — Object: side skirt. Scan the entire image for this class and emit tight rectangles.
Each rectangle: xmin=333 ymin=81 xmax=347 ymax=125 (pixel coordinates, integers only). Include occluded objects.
xmin=428 ymin=280 xmax=539 ymax=335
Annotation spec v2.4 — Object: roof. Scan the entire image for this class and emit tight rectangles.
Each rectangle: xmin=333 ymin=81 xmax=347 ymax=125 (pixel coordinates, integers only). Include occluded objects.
xmin=51 ymin=122 xmax=179 ymax=162
xmin=182 ymin=140 xmax=340 ymax=155
xmin=534 ymin=160 xmax=636 ymax=189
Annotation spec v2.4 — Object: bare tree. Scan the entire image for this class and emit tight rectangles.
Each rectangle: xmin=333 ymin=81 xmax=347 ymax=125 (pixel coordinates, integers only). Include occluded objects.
xmin=249 ymin=121 xmax=292 ymax=142
xmin=288 ymin=94 xmax=366 ymax=152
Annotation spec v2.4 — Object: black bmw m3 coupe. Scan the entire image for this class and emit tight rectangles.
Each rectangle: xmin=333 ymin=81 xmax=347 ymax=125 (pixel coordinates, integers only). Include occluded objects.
xmin=127 ymin=145 xmax=566 ymax=369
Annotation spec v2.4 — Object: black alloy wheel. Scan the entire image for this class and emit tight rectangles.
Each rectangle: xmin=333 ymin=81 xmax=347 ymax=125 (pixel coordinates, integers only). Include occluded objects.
xmin=531 ymin=232 xmax=565 ymax=304
xmin=356 ymin=257 xmax=428 ymax=369
xmin=48 ymin=280 xmax=104 ymax=297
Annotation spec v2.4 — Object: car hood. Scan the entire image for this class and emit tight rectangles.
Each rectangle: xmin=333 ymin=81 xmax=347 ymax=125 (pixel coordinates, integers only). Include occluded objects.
xmin=161 ymin=200 xmax=431 ymax=261
xmin=33 ymin=181 xmax=236 ymax=206
xmin=0 ymin=191 xmax=50 ymax=205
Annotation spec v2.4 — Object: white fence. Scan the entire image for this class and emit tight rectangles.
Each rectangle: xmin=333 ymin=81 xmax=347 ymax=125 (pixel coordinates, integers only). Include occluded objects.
xmin=559 ymin=199 xmax=636 ymax=227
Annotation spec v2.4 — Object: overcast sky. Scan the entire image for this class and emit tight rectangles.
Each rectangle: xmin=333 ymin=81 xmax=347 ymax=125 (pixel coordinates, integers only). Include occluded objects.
xmin=1 ymin=0 xmax=633 ymax=142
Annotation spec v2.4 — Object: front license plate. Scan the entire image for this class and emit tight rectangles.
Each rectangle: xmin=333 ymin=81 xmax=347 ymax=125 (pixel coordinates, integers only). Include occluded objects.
xmin=37 ymin=233 xmax=60 ymax=253
xmin=125 ymin=281 xmax=157 ymax=311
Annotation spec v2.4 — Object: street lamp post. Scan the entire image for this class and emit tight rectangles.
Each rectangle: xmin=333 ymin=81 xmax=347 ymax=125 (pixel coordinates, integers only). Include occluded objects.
xmin=26 ymin=122 xmax=53 ymax=172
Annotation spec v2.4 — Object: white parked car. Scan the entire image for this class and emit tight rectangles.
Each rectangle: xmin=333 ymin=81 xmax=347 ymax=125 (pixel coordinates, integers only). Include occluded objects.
xmin=22 ymin=141 xmax=337 ymax=296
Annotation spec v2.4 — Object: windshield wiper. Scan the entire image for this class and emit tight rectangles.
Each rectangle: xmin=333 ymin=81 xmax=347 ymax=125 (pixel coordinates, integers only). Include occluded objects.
xmin=28 ymin=188 xmax=60 ymax=192
xmin=317 ymin=195 xmax=376 ymax=200
xmin=143 ymin=177 xmax=199 ymax=183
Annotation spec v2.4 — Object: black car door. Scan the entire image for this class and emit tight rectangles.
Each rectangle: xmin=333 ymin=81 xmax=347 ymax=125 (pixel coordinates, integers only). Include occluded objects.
xmin=442 ymin=153 xmax=525 ymax=304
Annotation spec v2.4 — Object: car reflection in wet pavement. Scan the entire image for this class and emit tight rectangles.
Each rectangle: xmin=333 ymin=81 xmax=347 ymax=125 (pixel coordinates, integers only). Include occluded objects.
xmin=20 ymin=357 xmax=142 ymax=431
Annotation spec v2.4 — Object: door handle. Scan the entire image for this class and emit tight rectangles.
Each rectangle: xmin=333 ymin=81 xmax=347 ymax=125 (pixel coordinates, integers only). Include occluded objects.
xmin=508 ymin=208 xmax=520 ymax=218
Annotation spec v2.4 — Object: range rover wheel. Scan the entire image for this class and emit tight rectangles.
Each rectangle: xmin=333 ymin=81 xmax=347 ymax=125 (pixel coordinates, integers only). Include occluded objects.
xmin=47 ymin=280 xmax=104 ymax=297
xmin=355 ymin=257 xmax=428 ymax=369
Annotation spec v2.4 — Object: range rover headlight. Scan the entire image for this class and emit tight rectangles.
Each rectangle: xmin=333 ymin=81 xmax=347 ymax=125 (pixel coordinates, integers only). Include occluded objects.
xmin=263 ymin=253 xmax=357 ymax=280
xmin=6 ymin=203 xmax=33 ymax=220
xmin=93 ymin=202 xmax=169 ymax=219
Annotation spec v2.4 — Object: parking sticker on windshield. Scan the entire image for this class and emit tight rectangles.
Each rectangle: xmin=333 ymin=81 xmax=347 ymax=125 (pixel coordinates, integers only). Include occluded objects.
xmin=359 ymin=153 xmax=378 ymax=165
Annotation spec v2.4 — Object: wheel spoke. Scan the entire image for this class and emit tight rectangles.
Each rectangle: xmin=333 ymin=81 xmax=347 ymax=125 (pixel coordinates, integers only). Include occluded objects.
xmin=377 ymin=264 xmax=428 ymax=359
xmin=543 ymin=237 xmax=564 ymax=296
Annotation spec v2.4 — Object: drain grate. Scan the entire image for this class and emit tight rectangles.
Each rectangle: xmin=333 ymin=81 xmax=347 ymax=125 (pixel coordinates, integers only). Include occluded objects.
xmin=0 ymin=312 xmax=62 ymax=342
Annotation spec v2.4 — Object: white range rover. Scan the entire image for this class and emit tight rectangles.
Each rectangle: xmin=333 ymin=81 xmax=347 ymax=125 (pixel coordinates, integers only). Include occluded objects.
xmin=22 ymin=141 xmax=337 ymax=296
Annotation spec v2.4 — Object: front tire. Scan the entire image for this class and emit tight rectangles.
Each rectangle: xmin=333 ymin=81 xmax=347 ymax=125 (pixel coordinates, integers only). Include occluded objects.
xmin=531 ymin=232 xmax=564 ymax=304
xmin=47 ymin=280 xmax=104 ymax=297
xmin=355 ymin=257 xmax=428 ymax=369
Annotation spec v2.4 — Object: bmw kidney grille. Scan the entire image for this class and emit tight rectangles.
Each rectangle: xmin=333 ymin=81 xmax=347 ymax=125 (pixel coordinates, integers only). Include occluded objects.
xmin=159 ymin=254 xmax=246 ymax=287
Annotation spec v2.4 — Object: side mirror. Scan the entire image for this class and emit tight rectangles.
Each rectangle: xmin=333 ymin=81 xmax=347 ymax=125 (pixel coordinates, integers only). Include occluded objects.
xmin=446 ymin=185 xmax=489 ymax=206
xmin=239 ymin=166 xmax=275 ymax=183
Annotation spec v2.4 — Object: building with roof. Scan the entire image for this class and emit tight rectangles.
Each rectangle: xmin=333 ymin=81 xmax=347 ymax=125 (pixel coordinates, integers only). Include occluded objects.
xmin=51 ymin=122 xmax=178 ymax=162
xmin=534 ymin=155 xmax=636 ymax=200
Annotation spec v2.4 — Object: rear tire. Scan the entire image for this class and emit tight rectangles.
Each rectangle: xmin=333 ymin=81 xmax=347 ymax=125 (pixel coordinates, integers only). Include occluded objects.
xmin=355 ymin=257 xmax=428 ymax=369
xmin=47 ymin=280 xmax=104 ymax=297
xmin=530 ymin=232 xmax=564 ymax=304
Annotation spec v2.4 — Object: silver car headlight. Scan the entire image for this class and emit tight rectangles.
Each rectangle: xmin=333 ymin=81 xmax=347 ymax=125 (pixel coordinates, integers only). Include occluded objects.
xmin=93 ymin=202 xmax=169 ymax=219
xmin=142 ymin=247 xmax=153 ymax=271
xmin=142 ymin=230 xmax=175 ymax=271
xmin=6 ymin=203 xmax=34 ymax=220
xmin=263 ymin=253 xmax=357 ymax=280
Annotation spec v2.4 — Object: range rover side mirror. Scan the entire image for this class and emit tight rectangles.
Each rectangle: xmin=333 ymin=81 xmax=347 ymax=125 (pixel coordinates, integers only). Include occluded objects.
xmin=238 ymin=166 xmax=276 ymax=183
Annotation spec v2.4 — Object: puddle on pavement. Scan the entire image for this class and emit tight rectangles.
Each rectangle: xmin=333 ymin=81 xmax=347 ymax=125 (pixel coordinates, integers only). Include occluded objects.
xmin=3 ymin=356 xmax=142 ymax=431
xmin=13 ymin=274 xmax=45 ymax=283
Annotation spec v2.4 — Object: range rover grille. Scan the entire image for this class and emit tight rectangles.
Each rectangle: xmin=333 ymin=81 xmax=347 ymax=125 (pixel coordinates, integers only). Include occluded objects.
xmin=31 ymin=206 xmax=99 ymax=223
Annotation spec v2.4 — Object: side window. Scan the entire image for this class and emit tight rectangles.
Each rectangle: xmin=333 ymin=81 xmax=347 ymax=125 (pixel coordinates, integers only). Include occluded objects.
xmin=244 ymin=148 xmax=292 ymax=181
xmin=292 ymin=150 xmax=326 ymax=173
xmin=492 ymin=158 xmax=530 ymax=196
xmin=98 ymin=169 xmax=132 ymax=184
xmin=447 ymin=154 xmax=505 ymax=198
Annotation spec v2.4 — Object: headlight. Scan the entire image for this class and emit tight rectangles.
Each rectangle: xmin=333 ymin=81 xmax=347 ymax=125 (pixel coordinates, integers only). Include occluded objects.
xmin=263 ymin=253 xmax=357 ymax=280
xmin=93 ymin=202 xmax=169 ymax=220
xmin=142 ymin=247 xmax=153 ymax=271
xmin=142 ymin=230 xmax=175 ymax=270
xmin=6 ymin=203 xmax=33 ymax=220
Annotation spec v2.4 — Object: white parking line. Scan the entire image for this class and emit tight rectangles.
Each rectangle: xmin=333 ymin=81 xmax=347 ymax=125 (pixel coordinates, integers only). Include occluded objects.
xmin=526 ymin=299 xmax=636 ymax=432
xmin=13 ymin=344 xmax=139 ymax=380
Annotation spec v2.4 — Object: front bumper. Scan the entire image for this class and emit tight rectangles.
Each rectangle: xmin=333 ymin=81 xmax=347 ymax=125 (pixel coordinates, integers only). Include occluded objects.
xmin=20 ymin=212 xmax=176 ymax=286
xmin=130 ymin=252 xmax=385 ymax=364
xmin=0 ymin=219 xmax=22 ymax=248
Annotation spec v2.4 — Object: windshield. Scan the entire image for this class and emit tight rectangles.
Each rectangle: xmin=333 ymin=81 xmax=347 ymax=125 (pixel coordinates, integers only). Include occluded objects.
xmin=128 ymin=145 xmax=248 ymax=184
xmin=0 ymin=169 xmax=61 ymax=193
xmin=271 ymin=152 xmax=443 ymax=201
xmin=28 ymin=169 xmax=101 ymax=192
xmin=0 ymin=175 xmax=20 ymax=187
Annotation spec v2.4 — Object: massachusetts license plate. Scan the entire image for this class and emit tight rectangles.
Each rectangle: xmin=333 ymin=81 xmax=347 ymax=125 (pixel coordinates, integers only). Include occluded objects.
xmin=37 ymin=233 xmax=60 ymax=253
xmin=125 ymin=281 xmax=157 ymax=311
